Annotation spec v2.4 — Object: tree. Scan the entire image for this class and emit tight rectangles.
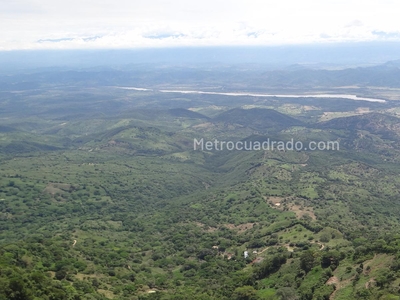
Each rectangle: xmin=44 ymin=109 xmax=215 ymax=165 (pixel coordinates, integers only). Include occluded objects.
xmin=276 ymin=287 xmax=299 ymax=300
xmin=55 ymin=269 xmax=67 ymax=280
xmin=321 ymin=251 xmax=340 ymax=269
xmin=300 ymin=250 xmax=316 ymax=273
xmin=319 ymin=233 xmax=330 ymax=243
xmin=5 ymin=278 xmax=34 ymax=300
xmin=312 ymin=285 xmax=334 ymax=300
xmin=232 ymin=286 xmax=259 ymax=300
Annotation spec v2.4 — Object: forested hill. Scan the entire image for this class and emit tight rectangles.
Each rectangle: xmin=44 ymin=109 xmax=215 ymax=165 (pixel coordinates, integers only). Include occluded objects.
xmin=1 ymin=65 xmax=400 ymax=299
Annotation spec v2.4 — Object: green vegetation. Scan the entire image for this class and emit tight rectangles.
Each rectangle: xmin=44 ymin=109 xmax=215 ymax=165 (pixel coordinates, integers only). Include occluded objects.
xmin=1 ymin=65 xmax=400 ymax=299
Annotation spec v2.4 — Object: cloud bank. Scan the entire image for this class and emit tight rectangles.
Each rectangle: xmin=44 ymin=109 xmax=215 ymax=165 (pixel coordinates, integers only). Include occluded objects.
xmin=1 ymin=0 xmax=400 ymax=50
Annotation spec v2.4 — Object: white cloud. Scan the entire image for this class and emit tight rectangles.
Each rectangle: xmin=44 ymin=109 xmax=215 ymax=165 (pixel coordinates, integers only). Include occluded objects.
xmin=1 ymin=0 xmax=400 ymax=50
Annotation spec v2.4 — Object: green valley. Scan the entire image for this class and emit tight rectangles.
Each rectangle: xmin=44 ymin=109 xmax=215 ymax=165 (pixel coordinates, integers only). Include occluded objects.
xmin=1 ymin=63 xmax=400 ymax=300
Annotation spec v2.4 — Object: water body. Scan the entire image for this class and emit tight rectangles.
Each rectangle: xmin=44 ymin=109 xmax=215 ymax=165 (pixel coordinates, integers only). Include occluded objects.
xmin=117 ymin=87 xmax=386 ymax=103
xmin=159 ymin=90 xmax=387 ymax=103
xmin=119 ymin=87 xmax=152 ymax=91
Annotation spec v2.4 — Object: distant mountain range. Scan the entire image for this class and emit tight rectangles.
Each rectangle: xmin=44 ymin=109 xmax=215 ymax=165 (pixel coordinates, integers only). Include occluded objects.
xmin=2 ymin=43 xmax=400 ymax=70
xmin=254 ymin=60 xmax=400 ymax=88
xmin=2 ymin=58 xmax=400 ymax=89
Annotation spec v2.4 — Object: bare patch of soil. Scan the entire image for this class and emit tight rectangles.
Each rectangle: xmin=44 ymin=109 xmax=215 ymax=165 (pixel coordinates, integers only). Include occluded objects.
xmin=251 ymin=257 xmax=265 ymax=264
xmin=268 ymin=196 xmax=284 ymax=204
xmin=289 ymin=204 xmax=317 ymax=220
xmin=224 ymin=223 xmax=255 ymax=233
xmin=326 ymin=276 xmax=339 ymax=285
xmin=266 ymin=197 xmax=317 ymax=220
xmin=98 ymin=289 xmax=115 ymax=299
xmin=192 ymin=122 xmax=215 ymax=129
xmin=193 ymin=222 xmax=218 ymax=233
xmin=365 ymin=278 xmax=376 ymax=289
xmin=303 ymin=105 xmax=319 ymax=111
xmin=75 ymin=273 xmax=105 ymax=280
xmin=43 ymin=183 xmax=73 ymax=194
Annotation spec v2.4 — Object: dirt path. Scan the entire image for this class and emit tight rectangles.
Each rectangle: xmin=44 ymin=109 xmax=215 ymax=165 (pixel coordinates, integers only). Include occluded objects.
xmin=257 ymin=247 xmax=269 ymax=255
xmin=249 ymin=246 xmax=270 ymax=264
xmin=329 ymin=286 xmax=338 ymax=300
xmin=328 ymin=274 xmax=356 ymax=300
xmin=327 ymin=276 xmax=340 ymax=300
xmin=316 ymin=242 xmax=325 ymax=250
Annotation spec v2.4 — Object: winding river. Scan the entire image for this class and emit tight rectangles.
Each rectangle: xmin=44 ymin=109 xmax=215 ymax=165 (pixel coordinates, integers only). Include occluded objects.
xmin=118 ymin=87 xmax=387 ymax=103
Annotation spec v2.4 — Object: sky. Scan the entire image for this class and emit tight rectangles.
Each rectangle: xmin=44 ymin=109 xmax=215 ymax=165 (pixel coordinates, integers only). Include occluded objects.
xmin=1 ymin=0 xmax=400 ymax=50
